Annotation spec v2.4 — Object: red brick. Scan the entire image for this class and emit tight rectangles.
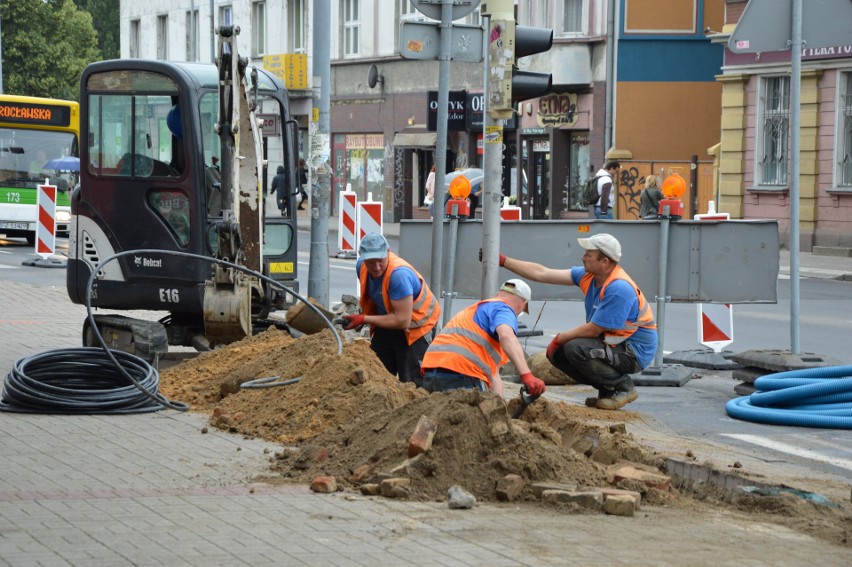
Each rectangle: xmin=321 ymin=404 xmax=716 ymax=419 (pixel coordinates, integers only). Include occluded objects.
xmin=310 ymin=476 xmax=337 ymax=493
xmin=407 ymin=415 xmax=438 ymax=458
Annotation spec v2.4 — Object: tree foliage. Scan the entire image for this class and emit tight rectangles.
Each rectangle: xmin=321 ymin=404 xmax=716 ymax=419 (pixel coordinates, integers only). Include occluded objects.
xmin=1 ymin=0 xmax=100 ymax=100
xmin=73 ymin=0 xmax=119 ymax=60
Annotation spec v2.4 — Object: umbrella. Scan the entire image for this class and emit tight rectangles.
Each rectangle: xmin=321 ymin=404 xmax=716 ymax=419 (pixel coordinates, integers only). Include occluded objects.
xmin=44 ymin=156 xmax=80 ymax=172
xmin=443 ymin=168 xmax=484 ymax=193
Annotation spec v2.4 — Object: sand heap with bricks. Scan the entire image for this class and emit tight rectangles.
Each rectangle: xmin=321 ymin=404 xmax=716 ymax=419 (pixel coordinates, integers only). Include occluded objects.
xmin=160 ymin=329 xmax=852 ymax=545
xmin=160 ymin=328 xmax=663 ymax=502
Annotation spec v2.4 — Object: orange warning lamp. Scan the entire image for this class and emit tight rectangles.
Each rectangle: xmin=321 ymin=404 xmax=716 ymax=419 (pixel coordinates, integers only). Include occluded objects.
xmin=446 ymin=175 xmax=471 ymax=217
xmin=448 ymin=176 xmax=471 ymax=199
xmin=662 ymin=174 xmax=686 ymax=199
xmin=658 ymin=173 xmax=685 ymax=219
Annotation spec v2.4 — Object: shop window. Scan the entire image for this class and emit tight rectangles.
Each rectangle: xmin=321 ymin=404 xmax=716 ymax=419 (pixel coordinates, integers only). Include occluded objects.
xmin=839 ymin=72 xmax=852 ymax=186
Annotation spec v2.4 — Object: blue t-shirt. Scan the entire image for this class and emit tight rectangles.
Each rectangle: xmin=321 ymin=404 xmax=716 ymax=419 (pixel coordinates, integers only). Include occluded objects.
xmin=472 ymin=300 xmax=518 ymax=340
xmin=570 ymin=266 xmax=658 ymax=368
xmin=356 ymin=259 xmax=423 ymax=315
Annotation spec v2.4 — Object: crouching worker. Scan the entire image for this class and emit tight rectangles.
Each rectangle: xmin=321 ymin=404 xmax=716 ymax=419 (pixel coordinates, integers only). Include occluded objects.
xmin=501 ymin=233 xmax=657 ymax=410
xmin=343 ymin=233 xmax=440 ymax=387
xmin=420 ymin=279 xmax=546 ymax=398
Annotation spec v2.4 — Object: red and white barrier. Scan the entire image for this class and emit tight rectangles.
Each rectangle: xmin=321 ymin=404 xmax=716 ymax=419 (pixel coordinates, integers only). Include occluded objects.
xmin=338 ymin=190 xmax=357 ymax=256
xmin=36 ymin=179 xmax=57 ymax=258
xmin=698 ymin=303 xmax=733 ymax=353
xmin=500 ymin=207 xmax=522 ymax=221
xmin=694 ymin=203 xmax=733 ymax=352
xmin=356 ymin=193 xmax=383 ymax=248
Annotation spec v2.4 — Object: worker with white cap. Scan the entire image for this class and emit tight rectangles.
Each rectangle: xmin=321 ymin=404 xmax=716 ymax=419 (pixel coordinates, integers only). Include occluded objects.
xmin=500 ymin=233 xmax=657 ymax=410
xmin=421 ymin=279 xmax=546 ymax=397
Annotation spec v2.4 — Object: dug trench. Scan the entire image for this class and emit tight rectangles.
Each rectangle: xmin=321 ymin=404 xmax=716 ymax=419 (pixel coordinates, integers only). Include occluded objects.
xmin=159 ymin=328 xmax=852 ymax=547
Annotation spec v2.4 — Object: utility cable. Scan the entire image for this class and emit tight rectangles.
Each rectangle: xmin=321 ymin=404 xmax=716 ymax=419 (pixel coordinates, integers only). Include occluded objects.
xmin=1 ymin=248 xmax=342 ymax=413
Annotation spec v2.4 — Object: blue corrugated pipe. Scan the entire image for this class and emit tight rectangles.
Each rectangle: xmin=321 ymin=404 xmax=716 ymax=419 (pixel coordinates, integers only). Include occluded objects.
xmin=725 ymin=365 xmax=852 ymax=429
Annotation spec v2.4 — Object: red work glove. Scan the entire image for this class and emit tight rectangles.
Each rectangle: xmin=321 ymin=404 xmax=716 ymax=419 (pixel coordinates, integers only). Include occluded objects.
xmin=546 ymin=336 xmax=561 ymax=359
xmin=342 ymin=314 xmax=366 ymax=330
xmin=499 ymin=252 xmax=507 ymax=267
xmin=520 ymin=372 xmax=546 ymax=396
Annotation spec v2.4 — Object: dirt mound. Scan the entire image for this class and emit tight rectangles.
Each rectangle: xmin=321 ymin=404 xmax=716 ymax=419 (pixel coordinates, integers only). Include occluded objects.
xmin=272 ymin=389 xmax=658 ymax=502
xmin=160 ymin=328 xmax=424 ymax=443
xmin=160 ymin=329 xmax=852 ymax=546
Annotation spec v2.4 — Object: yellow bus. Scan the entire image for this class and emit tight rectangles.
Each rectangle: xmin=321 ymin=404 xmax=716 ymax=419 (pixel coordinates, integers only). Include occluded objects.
xmin=0 ymin=94 xmax=79 ymax=244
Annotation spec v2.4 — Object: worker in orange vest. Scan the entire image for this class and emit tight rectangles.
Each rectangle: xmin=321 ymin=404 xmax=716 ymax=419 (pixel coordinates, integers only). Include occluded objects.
xmin=420 ymin=279 xmax=546 ymax=397
xmin=343 ymin=233 xmax=441 ymax=386
xmin=501 ymin=233 xmax=657 ymax=410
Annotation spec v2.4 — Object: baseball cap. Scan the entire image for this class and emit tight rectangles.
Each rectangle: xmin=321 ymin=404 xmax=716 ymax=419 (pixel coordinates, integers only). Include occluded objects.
xmin=500 ymin=278 xmax=531 ymax=313
xmin=577 ymin=233 xmax=622 ymax=262
xmin=359 ymin=233 xmax=389 ymax=261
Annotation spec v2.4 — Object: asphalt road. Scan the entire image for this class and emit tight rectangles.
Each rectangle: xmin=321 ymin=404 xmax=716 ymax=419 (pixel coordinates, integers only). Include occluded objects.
xmin=2 ymin=230 xmax=851 ymax=491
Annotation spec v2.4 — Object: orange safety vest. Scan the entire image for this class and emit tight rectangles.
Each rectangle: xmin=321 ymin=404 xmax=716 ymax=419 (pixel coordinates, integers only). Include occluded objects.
xmin=577 ymin=265 xmax=657 ymax=346
xmin=358 ymin=251 xmax=440 ymax=345
xmin=421 ymin=299 xmax=509 ymax=387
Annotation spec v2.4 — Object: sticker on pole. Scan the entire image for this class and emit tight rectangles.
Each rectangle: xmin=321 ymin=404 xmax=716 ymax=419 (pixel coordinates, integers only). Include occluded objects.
xmin=698 ymin=303 xmax=733 ymax=353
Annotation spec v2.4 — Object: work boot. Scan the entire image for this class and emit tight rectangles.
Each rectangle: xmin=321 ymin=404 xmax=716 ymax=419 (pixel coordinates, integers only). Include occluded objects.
xmin=585 ymin=389 xmax=614 ymax=408
xmin=595 ymin=388 xmax=638 ymax=410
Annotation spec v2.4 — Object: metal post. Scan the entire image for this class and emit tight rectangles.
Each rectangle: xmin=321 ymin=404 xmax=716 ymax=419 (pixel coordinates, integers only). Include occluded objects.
xmin=429 ymin=0 xmax=455 ymax=301
xmin=789 ymin=0 xmax=802 ymax=354
xmin=308 ymin=0 xmax=331 ymax=307
xmin=442 ymin=204 xmax=460 ymax=326
xmin=652 ymin=205 xmax=671 ymax=369
xmin=481 ymin=14 xmax=502 ymax=300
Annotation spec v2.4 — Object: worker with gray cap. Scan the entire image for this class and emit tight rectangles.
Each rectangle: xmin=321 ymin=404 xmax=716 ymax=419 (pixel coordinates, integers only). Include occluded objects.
xmin=499 ymin=233 xmax=657 ymax=410
xmin=344 ymin=233 xmax=440 ymax=386
xmin=420 ymin=279 xmax=546 ymax=397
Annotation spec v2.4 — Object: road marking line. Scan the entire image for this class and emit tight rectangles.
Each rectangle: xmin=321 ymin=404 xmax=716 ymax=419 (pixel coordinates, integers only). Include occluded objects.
xmin=722 ymin=433 xmax=852 ymax=472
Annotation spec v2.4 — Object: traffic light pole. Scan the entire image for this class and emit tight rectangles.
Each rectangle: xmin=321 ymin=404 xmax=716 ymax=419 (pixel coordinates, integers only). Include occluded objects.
xmin=481 ymin=0 xmax=515 ymax=299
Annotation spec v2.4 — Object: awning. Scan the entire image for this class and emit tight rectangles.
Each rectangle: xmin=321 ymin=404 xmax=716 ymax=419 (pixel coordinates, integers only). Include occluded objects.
xmin=392 ymin=132 xmax=437 ymax=148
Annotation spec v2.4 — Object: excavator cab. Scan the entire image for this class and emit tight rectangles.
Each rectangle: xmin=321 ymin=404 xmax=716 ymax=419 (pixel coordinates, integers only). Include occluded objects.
xmin=67 ymin=30 xmax=300 ymax=359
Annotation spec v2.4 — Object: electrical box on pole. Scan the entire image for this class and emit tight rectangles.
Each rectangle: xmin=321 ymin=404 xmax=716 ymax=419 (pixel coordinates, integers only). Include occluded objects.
xmin=483 ymin=0 xmax=553 ymax=120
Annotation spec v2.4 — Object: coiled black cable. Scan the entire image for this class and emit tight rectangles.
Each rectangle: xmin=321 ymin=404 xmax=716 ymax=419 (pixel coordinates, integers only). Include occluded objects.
xmin=1 ymin=248 xmax=341 ymax=413
xmin=0 ymin=347 xmax=176 ymax=414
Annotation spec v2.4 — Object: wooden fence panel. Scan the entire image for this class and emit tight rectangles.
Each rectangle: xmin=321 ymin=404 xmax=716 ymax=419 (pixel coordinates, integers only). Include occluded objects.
xmin=616 ymin=161 xmax=715 ymax=219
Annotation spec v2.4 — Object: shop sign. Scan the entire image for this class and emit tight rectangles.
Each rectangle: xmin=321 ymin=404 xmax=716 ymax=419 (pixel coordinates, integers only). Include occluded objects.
xmin=536 ymin=92 xmax=579 ymax=127
xmin=428 ymin=90 xmax=467 ymax=132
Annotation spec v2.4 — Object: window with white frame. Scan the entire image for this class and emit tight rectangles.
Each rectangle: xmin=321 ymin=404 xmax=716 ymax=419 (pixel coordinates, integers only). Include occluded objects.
xmin=400 ymin=0 xmax=416 ymax=18
xmin=840 ymin=72 xmax=852 ymax=186
xmin=562 ymin=0 xmax=584 ymax=35
xmin=521 ymin=0 xmax=550 ymax=27
xmin=759 ymin=76 xmax=790 ymax=186
xmin=219 ymin=5 xmax=232 ymax=27
xmin=252 ymin=1 xmax=266 ymax=56
xmin=290 ymin=0 xmax=306 ymax=53
xmin=157 ymin=15 xmax=168 ymax=60
xmin=186 ymin=9 xmax=199 ymax=61
xmin=344 ymin=0 xmax=360 ymax=57
xmin=129 ymin=19 xmax=140 ymax=58
xmin=464 ymin=8 xmax=481 ymax=26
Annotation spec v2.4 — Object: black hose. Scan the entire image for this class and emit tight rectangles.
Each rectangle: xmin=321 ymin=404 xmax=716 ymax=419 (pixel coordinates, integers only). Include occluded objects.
xmin=240 ymin=376 xmax=303 ymax=389
xmin=1 ymin=248 xmax=342 ymax=414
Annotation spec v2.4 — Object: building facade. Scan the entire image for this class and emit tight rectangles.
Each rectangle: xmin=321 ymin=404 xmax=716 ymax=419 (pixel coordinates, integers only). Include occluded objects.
xmin=117 ymin=1 xmax=725 ymax=224
xmin=716 ymin=0 xmax=852 ymax=251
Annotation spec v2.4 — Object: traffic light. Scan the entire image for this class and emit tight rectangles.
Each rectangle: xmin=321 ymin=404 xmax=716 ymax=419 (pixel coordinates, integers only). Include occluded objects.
xmin=486 ymin=1 xmax=553 ymax=119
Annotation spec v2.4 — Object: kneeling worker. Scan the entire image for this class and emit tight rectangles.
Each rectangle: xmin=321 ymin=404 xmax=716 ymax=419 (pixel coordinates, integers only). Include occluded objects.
xmin=500 ymin=233 xmax=657 ymax=410
xmin=421 ymin=279 xmax=546 ymax=397
xmin=343 ymin=233 xmax=440 ymax=386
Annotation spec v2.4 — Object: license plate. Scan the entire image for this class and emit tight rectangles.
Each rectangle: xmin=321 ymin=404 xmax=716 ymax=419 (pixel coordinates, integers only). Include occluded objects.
xmin=0 ymin=222 xmax=29 ymax=231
